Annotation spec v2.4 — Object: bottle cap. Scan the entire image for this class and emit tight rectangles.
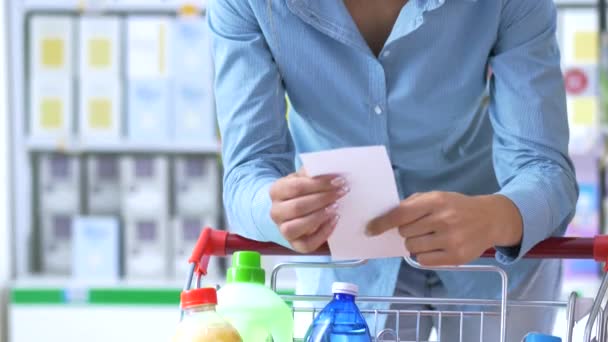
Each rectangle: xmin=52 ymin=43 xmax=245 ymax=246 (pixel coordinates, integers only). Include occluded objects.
xmin=226 ymin=251 xmax=266 ymax=284
xmin=524 ymin=333 xmax=562 ymax=342
xmin=180 ymin=287 xmax=217 ymax=309
xmin=332 ymin=282 xmax=359 ymax=296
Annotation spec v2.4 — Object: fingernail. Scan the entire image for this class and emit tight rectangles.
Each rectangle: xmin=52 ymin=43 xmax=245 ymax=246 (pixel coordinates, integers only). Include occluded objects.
xmin=331 ymin=176 xmax=346 ymax=187
xmin=331 ymin=214 xmax=340 ymax=226
xmin=337 ymin=186 xmax=350 ymax=197
xmin=365 ymin=225 xmax=375 ymax=236
xmin=325 ymin=203 xmax=339 ymax=213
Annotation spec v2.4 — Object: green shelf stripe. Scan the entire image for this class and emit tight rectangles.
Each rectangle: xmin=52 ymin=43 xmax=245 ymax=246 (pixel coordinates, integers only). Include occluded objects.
xmin=10 ymin=288 xmax=181 ymax=305
xmin=88 ymin=288 xmax=181 ymax=305
xmin=11 ymin=287 xmax=297 ymax=306
xmin=11 ymin=289 xmax=65 ymax=304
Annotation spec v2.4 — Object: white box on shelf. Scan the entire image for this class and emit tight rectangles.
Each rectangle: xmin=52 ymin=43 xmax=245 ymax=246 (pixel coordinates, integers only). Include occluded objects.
xmin=123 ymin=216 xmax=170 ymax=279
xmin=127 ymin=16 xmax=171 ymax=78
xmin=72 ymin=216 xmax=120 ymax=282
xmin=78 ymin=16 xmax=121 ymax=77
xmin=127 ymin=79 xmax=171 ymax=141
xmin=29 ymin=15 xmax=74 ymax=76
xmin=39 ymin=213 xmax=76 ymax=275
xmin=38 ymin=153 xmax=81 ymax=274
xmin=79 ymin=79 xmax=122 ymax=140
xmin=172 ymin=16 xmax=210 ymax=79
xmin=38 ymin=154 xmax=81 ymax=224
xmin=172 ymin=16 xmax=215 ymax=143
xmin=86 ymin=155 xmax=121 ymax=215
xmin=173 ymin=79 xmax=215 ymax=143
xmin=29 ymin=77 xmax=73 ymax=141
xmin=173 ymin=215 xmax=218 ymax=278
xmin=121 ymin=156 xmax=170 ymax=279
xmin=126 ymin=16 xmax=173 ymax=141
xmin=174 ymin=156 xmax=219 ymax=215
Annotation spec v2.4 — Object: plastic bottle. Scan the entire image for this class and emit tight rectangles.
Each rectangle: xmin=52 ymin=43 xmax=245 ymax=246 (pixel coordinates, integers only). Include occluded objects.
xmin=216 ymin=251 xmax=294 ymax=342
xmin=523 ymin=333 xmax=562 ymax=342
xmin=304 ymin=282 xmax=372 ymax=342
xmin=173 ymin=287 xmax=242 ymax=342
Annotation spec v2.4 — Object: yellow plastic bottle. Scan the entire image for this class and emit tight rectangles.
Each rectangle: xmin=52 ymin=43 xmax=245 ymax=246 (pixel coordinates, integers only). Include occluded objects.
xmin=173 ymin=287 xmax=242 ymax=342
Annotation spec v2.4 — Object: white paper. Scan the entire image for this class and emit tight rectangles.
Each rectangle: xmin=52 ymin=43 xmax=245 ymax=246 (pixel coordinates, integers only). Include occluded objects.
xmin=300 ymin=146 xmax=409 ymax=260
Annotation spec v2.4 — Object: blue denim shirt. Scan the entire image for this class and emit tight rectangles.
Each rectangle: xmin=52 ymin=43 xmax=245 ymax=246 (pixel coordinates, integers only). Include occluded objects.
xmin=208 ymin=0 xmax=578 ymax=325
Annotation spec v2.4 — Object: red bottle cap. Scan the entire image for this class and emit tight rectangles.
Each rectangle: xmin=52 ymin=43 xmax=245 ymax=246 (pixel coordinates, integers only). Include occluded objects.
xmin=180 ymin=288 xmax=218 ymax=309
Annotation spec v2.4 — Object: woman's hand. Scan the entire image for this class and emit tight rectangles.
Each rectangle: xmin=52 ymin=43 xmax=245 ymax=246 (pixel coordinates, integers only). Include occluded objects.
xmin=366 ymin=192 xmax=523 ymax=266
xmin=270 ymin=169 xmax=348 ymax=253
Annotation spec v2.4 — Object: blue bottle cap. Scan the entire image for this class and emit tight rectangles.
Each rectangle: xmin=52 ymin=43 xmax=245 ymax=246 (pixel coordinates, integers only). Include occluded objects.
xmin=524 ymin=333 xmax=562 ymax=342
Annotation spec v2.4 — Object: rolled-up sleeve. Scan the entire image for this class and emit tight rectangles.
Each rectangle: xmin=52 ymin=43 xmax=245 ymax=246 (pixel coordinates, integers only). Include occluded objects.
xmin=489 ymin=0 xmax=578 ymax=263
xmin=208 ymin=0 xmax=292 ymax=246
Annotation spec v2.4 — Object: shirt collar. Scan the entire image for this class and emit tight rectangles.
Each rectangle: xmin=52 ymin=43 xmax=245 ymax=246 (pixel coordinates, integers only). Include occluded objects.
xmin=287 ymin=0 xmax=478 ymax=56
xmin=287 ymin=0 xmax=370 ymax=53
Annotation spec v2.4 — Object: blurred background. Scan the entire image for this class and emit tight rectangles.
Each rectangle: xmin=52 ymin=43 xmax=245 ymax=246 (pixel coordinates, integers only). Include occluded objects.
xmin=1 ymin=0 xmax=608 ymax=341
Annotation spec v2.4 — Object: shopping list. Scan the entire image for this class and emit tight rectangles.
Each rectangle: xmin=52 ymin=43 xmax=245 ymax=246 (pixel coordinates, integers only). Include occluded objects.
xmin=299 ymin=146 xmax=409 ymax=260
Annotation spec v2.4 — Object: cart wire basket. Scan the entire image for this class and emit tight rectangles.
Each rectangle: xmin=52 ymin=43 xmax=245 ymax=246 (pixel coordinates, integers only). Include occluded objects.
xmin=183 ymin=227 xmax=608 ymax=342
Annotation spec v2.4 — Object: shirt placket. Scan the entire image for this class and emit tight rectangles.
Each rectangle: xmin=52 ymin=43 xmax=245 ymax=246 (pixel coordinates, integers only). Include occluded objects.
xmin=369 ymin=60 xmax=389 ymax=149
xmin=370 ymin=56 xmax=406 ymax=199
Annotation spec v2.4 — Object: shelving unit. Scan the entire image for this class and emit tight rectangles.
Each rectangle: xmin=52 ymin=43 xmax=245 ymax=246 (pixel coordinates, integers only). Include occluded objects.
xmin=7 ymin=0 xmax=220 ymax=283
xmin=26 ymin=137 xmax=220 ymax=154
xmin=5 ymin=2 xmax=226 ymax=339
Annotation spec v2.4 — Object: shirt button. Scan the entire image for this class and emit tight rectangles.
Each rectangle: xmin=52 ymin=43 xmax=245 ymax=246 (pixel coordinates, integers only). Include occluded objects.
xmin=374 ymin=105 xmax=383 ymax=115
xmin=382 ymin=50 xmax=391 ymax=58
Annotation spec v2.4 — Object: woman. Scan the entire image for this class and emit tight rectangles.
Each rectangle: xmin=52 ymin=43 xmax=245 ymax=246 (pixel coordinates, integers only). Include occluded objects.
xmin=208 ymin=0 xmax=578 ymax=340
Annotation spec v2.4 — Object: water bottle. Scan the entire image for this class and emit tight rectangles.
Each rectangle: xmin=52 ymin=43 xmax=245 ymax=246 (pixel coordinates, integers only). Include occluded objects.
xmin=304 ymin=282 xmax=372 ymax=342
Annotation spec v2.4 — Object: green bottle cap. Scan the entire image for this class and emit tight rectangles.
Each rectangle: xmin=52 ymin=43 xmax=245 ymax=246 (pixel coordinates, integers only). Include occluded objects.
xmin=226 ymin=251 xmax=266 ymax=284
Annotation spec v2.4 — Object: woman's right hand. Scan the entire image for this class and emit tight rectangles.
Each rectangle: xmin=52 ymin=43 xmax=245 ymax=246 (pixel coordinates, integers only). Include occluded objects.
xmin=269 ymin=169 xmax=348 ymax=253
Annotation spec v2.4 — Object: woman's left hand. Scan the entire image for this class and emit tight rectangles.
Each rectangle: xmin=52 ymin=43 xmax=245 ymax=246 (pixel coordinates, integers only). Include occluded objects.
xmin=365 ymin=192 xmax=523 ymax=266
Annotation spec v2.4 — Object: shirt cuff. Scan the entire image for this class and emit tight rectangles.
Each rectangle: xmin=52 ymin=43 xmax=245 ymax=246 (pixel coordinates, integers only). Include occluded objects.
xmin=495 ymin=177 xmax=553 ymax=264
xmin=250 ymin=180 xmax=292 ymax=248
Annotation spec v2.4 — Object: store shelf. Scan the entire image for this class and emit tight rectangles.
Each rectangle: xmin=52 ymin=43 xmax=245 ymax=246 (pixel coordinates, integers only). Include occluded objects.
xmin=11 ymin=276 xmax=187 ymax=289
xmin=23 ymin=0 xmax=207 ymax=13
xmin=26 ymin=137 xmax=220 ymax=154
xmin=10 ymin=277 xmax=204 ymax=306
xmin=10 ymin=272 xmax=297 ymax=290
xmin=9 ymin=276 xmax=296 ymax=306
xmin=11 ymin=287 xmax=181 ymax=305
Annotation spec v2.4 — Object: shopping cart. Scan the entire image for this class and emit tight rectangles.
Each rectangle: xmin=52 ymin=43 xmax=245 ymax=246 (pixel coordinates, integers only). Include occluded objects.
xmin=184 ymin=227 xmax=608 ymax=342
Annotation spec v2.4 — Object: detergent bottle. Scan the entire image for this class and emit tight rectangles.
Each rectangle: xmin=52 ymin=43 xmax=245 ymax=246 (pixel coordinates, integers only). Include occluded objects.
xmin=173 ymin=287 xmax=242 ymax=342
xmin=304 ymin=282 xmax=372 ymax=342
xmin=217 ymin=251 xmax=293 ymax=342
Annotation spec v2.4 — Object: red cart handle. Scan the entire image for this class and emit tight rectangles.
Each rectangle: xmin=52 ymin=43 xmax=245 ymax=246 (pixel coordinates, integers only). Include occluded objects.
xmin=190 ymin=227 xmax=608 ymax=275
